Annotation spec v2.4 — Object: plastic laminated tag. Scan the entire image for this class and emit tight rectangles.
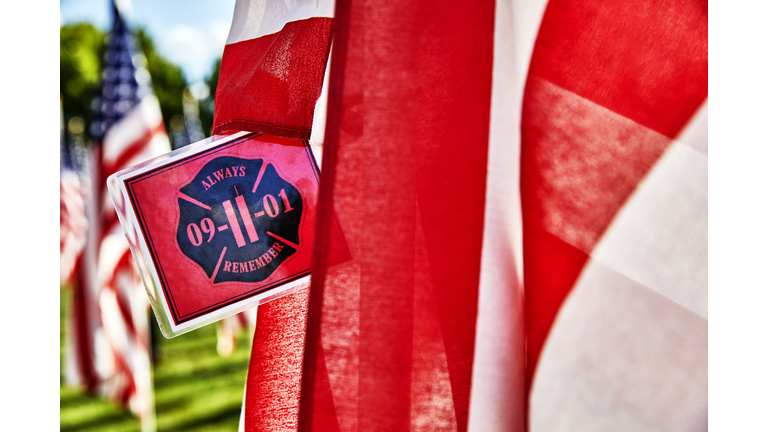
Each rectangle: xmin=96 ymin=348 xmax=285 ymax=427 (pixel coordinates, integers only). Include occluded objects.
xmin=108 ymin=131 xmax=321 ymax=337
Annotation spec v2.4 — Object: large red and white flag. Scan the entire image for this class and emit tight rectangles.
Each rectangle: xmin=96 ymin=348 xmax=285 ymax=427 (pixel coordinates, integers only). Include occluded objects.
xmin=65 ymin=1 xmax=170 ymax=429
xmin=213 ymin=0 xmax=707 ymax=430
xmin=519 ymin=1 xmax=707 ymax=429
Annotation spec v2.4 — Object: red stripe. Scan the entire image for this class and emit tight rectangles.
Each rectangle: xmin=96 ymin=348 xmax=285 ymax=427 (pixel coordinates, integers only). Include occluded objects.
xmin=106 ymin=250 xmax=138 ymax=339
xmin=213 ymin=18 xmax=334 ymax=139
xmin=66 ymin=254 xmax=83 ymax=289
xmin=72 ymin=265 xmax=98 ymax=390
xmin=211 ymin=247 xmax=228 ymax=282
xmin=100 ymin=212 xmax=120 ymax=243
xmin=245 ymin=288 xmax=309 ymax=432
xmin=309 ymin=337 xmax=340 ymax=431
xmin=296 ymin=0 xmax=495 ymax=429
xmin=98 ymin=122 xmax=165 ymax=246
xmin=102 ymin=122 xmax=166 ymax=181
xmin=70 ymin=148 xmax=100 ymax=393
xmin=60 ymin=179 xmax=87 ymax=284
xmin=109 ymin=341 xmax=137 ymax=406
xmin=528 ymin=0 xmax=708 ymax=138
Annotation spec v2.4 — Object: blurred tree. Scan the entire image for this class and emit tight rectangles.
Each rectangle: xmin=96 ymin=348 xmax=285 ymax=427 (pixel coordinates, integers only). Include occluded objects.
xmin=199 ymin=58 xmax=221 ymax=136
xmin=60 ymin=23 xmax=105 ymax=143
xmin=60 ymin=23 xmax=187 ymax=144
xmin=133 ymin=28 xmax=187 ymax=138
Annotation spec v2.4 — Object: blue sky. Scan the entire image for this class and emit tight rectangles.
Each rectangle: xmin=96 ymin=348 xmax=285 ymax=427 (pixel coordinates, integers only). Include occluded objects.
xmin=60 ymin=0 xmax=237 ymax=83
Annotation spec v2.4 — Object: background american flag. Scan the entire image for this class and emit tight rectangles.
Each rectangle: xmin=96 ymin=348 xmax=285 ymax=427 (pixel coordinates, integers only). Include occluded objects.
xmin=63 ymin=1 xmax=170 ymax=430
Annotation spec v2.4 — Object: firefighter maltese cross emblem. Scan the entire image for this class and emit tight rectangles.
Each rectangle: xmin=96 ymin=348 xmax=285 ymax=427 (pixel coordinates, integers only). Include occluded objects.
xmin=176 ymin=156 xmax=303 ymax=284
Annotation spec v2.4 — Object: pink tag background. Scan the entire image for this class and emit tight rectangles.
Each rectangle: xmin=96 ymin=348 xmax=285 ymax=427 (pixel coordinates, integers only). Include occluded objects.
xmin=125 ymin=134 xmax=319 ymax=325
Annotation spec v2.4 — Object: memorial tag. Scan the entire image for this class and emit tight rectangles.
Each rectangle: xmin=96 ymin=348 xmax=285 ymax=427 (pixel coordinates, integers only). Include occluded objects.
xmin=108 ymin=132 xmax=320 ymax=337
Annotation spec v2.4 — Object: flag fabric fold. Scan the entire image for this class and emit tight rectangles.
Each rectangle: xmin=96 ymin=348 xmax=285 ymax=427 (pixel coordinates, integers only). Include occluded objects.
xmin=521 ymin=0 xmax=707 ymax=429
xmin=210 ymin=0 xmax=708 ymax=430
xmin=65 ymin=2 xmax=170 ymax=429
xmin=297 ymin=0 xmax=497 ymax=429
xmin=212 ymin=0 xmax=334 ymax=139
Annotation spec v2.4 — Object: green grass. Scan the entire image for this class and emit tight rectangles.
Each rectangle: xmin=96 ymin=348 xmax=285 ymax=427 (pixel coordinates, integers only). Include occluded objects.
xmin=60 ymin=289 xmax=253 ymax=431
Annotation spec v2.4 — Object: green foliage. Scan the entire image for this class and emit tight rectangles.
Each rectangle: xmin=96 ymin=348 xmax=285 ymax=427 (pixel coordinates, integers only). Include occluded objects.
xmin=60 ymin=23 xmax=106 ymax=142
xmin=199 ymin=58 xmax=221 ymax=136
xmin=206 ymin=59 xmax=221 ymax=101
xmin=60 ymin=23 xmax=192 ymax=144
xmin=133 ymin=28 xmax=188 ymax=137
xmin=151 ymin=322 xmax=250 ymax=431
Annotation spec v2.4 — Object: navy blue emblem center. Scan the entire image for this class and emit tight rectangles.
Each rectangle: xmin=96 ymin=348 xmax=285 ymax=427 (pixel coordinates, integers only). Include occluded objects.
xmin=176 ymin=156 xmax=303 ymax=284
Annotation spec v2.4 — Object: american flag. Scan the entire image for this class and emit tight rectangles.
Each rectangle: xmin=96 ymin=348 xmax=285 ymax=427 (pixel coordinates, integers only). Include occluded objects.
xmin=60 ymin=103 xmax=87 ymax=286
xmin=65 ymin=1 xmax=170 ymax=429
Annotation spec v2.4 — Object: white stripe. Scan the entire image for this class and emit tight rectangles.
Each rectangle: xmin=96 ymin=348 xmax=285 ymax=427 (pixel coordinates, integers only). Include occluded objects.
xmin=60 ymin=171 xmax=88 ymax=283
xmin=98 ymin=233 xmax=131 ymax=286
xmin=226 ymin=0 xmax=335 ymax=44
xmin=65 ymin=154 xmax=103 ymax=388
xmin=467 ymin=0 xmax=548 ymax=431
xmin=103 ymin=94 xmax=164 ymax=167
xmin=119 ymin=132 xmax=170 ymax=171
xmin=128 ymin=281 xmax=155 ymax=427
xmin=591 ymin=107 xmax=708 ymax=319
xmin=97 ymin=232 xmax=154 ymax=424
xmin=101 ymin=132 xmax=171 ymax=219
xmin=99 ymin=287 xmax=133 ymax=368
xmin=309 ymin=49 xmax=331 ymax=150
xmin=530 ymin=260 xmax=707 ymax=432
xmin=677 ymin=100 xmax=708 ymax=155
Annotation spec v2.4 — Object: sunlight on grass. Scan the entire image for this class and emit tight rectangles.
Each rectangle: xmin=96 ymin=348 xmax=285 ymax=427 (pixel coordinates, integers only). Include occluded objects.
xmin=60 ymin=289 xmax=253 ymax=431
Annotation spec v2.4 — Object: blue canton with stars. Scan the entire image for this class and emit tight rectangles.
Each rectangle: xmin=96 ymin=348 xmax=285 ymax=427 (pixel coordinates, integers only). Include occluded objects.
xmin=91 ymin=2 xmax=153 ymax=142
